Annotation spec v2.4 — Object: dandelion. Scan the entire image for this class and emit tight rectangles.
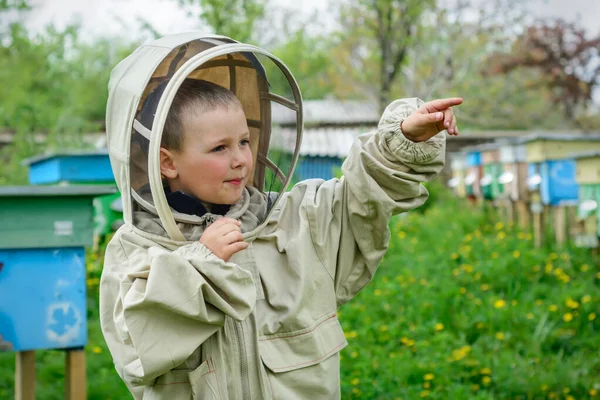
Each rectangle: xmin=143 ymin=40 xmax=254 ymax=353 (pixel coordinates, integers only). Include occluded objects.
xmin=462 ymin=264 xmax=474 ymax=273
xmin=526 ymin=313 xmax=534 ymax=319
xmin=541 ymin=385 xmax=549 ymax=391
xmin=596 ymin=272 xmax=600 ymax=279
xmin=495 ymin=332 xmax=505 ymax=341
xmin=424 ymin=373 xmax=435 ymax=381
xmin=423 ymin=382 xmax=431 ymax=389
xmin=564 ymin=388 xmax=571 ymax=394
xmin=581 ymin=264 xmax=590 ymax=272
xmin=536 ymin=299 xmax=543 ymax=306
xmin=460 ymin=287 xmax=467 ymax=295
xmin=92 ymin=346 xmax=102 ymax=354
xmin=374 ymin=289 xmax=382 ymax=296
xmin=495 ymin=222 xmax=504 ymax=230
xmin=589 ymin=313 xmax=597 ymax=321
xmin=398 ymin=231 xmax=406 ymax=239
xmin=582 ymin=295 xmax=591 ymax=304
xmin=471 ymin=384 xmax=480 ymax=391
xmin=351 ymin=378 xmax=360 ymax=386
xmin=549 ymin=305 xmax=558 ymax=312
xmin=480 ymin=368 xmax=492 ymax=375
xmin=513 ymin=250 xmax=520 ymax=258
xmin=476 ymin=322 xmax=485 ymax=329
xmin=563 ymin=313 xmax=573 ymax=322
xmin=351 ymin=352 xmax=358 ymax=358
xmin=451 ymin=253 xmax=459 ymax=260
xmin=352 ymin=388 xmax=361 ymax=395
xmin=435 ymin=323 xmax=444 ymax=332
xmin=481 ymin=284 xmax=490 ymax=291
xmin=453 ymin=269 xmax=460 ymax=276
xmin=590 ymin=388 xmax=597 ymax=396
xmin=497 ymin=232 xmax=506 ymax=240
xmin=379 ymin=325 xmax=388 ymax=332
xmin=465 ymin=234 xmax=473 ymax=242
xmin=566 ymin=298 xmax=579 ymax=309
xmin=491 ymin=252 xmax=499 ymax=259
xmin=550 ymin=253 xmax=558 ymax=260
xmin=482 ymin=376 xmax=492 ymax=386
xmin=420 ymin=390 xmax=430 ymax=398
xmin=545 ymin=264 xmax=553 ymax=273
xmin=494 ymin=299 xmax=507 ymax=309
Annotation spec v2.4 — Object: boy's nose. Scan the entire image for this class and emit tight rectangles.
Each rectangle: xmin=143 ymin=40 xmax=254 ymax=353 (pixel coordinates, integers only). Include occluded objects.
xmin=231 ymin=149 xmax=246 ymax=168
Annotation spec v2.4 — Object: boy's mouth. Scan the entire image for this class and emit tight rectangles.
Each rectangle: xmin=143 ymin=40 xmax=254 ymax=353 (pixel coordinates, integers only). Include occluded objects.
xmin=225 ymin=178 xmax=244 ymax=186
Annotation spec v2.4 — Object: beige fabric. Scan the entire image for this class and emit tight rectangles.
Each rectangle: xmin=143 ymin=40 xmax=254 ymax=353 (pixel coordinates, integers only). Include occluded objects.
xmin=100 ymin=97 xmax=446 ymax=399
xmin=100 ymin=33 xmax=446 ymax=400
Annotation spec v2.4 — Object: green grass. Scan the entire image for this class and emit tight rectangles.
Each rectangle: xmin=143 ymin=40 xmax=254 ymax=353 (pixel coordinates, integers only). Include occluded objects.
xmin=1 ymin=184 xmax=599 ymax=399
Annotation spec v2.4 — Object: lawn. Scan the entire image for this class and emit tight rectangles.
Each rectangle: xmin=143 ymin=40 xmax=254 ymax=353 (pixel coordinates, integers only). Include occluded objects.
xmin=1 ymin=184 xmax=599 ymax=399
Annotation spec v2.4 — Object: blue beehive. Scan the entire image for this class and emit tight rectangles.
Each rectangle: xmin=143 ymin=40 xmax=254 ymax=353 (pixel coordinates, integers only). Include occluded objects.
xmin=522 ymin=133 xmax=600 ymax=206
xmin=0 ymin=185 xmax=115 ymax=352
xmin=24 ymin=151 xmax=114 ymax=185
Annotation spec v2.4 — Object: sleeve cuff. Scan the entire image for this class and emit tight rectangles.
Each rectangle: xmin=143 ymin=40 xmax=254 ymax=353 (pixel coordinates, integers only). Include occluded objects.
xmin=378 ymin=98 xmax=445 ymax=164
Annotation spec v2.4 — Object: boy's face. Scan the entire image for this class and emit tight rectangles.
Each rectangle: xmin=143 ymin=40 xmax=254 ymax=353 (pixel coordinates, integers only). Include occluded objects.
xmin=160 ymin=105 xmax=253 ymax=205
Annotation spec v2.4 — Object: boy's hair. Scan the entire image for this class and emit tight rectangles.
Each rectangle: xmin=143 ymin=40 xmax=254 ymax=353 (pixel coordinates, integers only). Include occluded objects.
xmin=162 ymin=79 xmax=242 ymax=152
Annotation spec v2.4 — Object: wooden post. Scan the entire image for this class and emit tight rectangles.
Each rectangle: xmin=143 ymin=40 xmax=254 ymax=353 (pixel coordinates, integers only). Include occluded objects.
xmin=516 ymin=201 xmax=530 ymax=230
xmin=65 ymin=349 xmax=87 ymax=400
xmin=15 ymin=351 xmax=35 ymax=400
xmin=566 ymin=206 xmax=578 ymax=242
xmin=554 ymin=206 xmax=567 ymax=247
xmin=531 ymin=202 xmax=544 ymax=248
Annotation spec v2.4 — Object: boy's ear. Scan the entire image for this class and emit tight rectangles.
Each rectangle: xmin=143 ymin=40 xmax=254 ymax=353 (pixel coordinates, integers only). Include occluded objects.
xmin=160 ymin=148 xmax=178 ymax=179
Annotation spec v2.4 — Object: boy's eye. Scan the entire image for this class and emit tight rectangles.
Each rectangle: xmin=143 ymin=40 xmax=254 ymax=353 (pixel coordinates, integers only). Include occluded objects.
xmin=240 ymin=139 xmax=250 ymax=146
xmin=211 ymin=145 xmax=226 ymax=152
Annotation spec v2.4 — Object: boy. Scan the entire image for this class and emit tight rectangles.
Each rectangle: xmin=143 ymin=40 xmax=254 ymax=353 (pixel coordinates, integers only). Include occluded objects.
xmin=100 ymin=34 xmax=461 ymax=399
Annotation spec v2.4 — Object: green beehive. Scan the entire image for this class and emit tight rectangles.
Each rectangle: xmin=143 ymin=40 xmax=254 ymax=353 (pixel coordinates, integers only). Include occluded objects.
xmin=480 ymin=143 xmax=504 ymax=200
xmin=0 ymin=186 xmax=117 ymax=249
xmin=573 ymin=151 xmax=600 ymax=247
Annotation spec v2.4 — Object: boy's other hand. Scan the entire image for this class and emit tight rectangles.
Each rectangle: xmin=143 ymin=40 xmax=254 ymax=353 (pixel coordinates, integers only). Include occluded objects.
xmin=200 ymin=218 xmax=248 ymax=262
xmin=401 ymin=97 xmax=463 ymax=142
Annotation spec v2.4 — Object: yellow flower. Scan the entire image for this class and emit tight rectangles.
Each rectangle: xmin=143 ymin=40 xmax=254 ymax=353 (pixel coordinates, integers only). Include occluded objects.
xmin=580 ymin=264 xmax=589 ymax=272
xmin=398 ymin=231 xmax=407 ymax=239
xmin=451 ymin=253 xmax=459 ymax=260
xmin=352 ymin=388 xmax=361 ymax=395
xmin=582 ymin=295 xmax=592 ymax=304
xmin=453 ymin=269 xmax=460 ymax=276
xmin=481 ymin=284 xmax=490 ymax=291
xmin=495 ymin=332 xmax=505 ymax=341
xmin=480 ymin=368 xmax=492 ymax=375
xmin=564 ymin=388 xmax=571 ymax=394
xmin=536 ymin=299 xmax=543 ymax=306
xmin=482 ymin=376 xmax=492 ymax=386
xmin=549 ymin=304 xmax=558 ymax=312
xmin=465 ymin=234 xmax=473 ymax=242
xmin=596 ymin=272 xmax=600 ymax=279
xmin=545 ymin=264 xmax=553 ymax=273
xmin=351 ymin=378 xmax=360 ymax=386
xmin=590 ymin=388 xmax=597 ymax=396
xmin=526 ymin=313 xmax=534 ymax=319
xmin=550 ymin=253 xmax=559 ymax=260
xmin=495 ymin=222 xmax=504 ymax=230
xmin=566 ymin=396 xmax=574 ymax=400
xmin=541 ymin=385 xmax=549 ymax=391
xmin=351 ymin=352 xmax=358 ymax=358
xmin=460 ymin=287 xmax=467 ymax=294
xmin=374 ymin=289 xmax=382 ymax=296
xmin=476 ymin=322 xmax=485 ymax=329
xmin=379 ymin=325 xmax=388 ymax=332
xmin=424 ymin=373 xmax=435 ymax=381
xmin=513 ymin=250 xmax=520 ymax=258
xmin=471 ymin=384 xmax=480 ymax=391
xmin=462 ymin=264 xmax=474 ymax=273
xmin=420 ymin=390 xmax=430 ymax=398
xmin=423 ymin=382 xmax=431 ymax=389
xmin=435 ymin=323 xmax=444 ymax=332
xmin=563 ymin=313 xmax=573 ymax=322
xmin=497 ymin=232 xmax=506 ymax=240
xmin=494 ymin=299 xmax=507 ymax=309
xmin=92 ymin=346 xmax=102 ymax=354
xmin=589 ymin=313 xmax=597 ymax=321
xmin=566 ymin=298 xmax=579 ymax=309
xmin=491 ymin=252 xmax=499 ymax=259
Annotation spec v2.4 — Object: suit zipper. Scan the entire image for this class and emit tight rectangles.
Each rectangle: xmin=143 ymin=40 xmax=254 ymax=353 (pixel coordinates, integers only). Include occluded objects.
xmin=235 ymin=321 xmax=251 ymax=400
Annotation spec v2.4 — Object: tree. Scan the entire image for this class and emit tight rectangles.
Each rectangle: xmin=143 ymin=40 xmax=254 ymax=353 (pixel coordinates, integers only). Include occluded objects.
xmin=488 ymin=18 xmax=600 ymax=126
xmin=177 ymin=0 xmax=266 ymax=43
xmin=334 ymin=0 xmax=436 ymax=112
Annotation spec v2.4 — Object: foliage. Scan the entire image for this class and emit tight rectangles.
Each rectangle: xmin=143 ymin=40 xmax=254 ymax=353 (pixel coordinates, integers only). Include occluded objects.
xmin=1 ymin=186 xmax=599 ymax=399
xmin=176 ymin=0 xmax=267 ymax=44
xmin=488 ymin=18 xmax=600 ymax=127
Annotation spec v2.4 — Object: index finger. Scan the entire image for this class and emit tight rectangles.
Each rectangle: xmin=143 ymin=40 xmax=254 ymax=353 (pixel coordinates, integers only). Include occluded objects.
xmin=211 ymin=217 xmax=241 ymax=227
xmin=424 ymin=97 xmax=463 ymax=112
